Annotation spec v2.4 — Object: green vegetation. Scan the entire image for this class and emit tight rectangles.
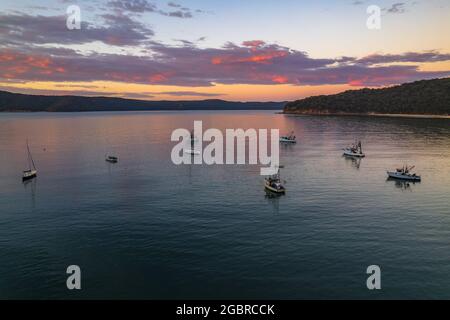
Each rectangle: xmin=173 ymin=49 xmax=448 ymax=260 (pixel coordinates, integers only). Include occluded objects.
xmin=284 ymin=78 xmax=450 ymax=116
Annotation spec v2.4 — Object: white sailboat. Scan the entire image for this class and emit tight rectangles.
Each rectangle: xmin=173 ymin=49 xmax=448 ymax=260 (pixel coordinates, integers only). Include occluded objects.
xmin=185 ymin=130 xmax=200 ymax=155
xmin=22 ymin=140 xmax=37 ymax=181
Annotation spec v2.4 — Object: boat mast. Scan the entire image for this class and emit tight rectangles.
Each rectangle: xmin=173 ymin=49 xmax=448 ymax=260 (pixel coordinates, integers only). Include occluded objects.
xmin=26 ymin=140 xmax=37 ymax=171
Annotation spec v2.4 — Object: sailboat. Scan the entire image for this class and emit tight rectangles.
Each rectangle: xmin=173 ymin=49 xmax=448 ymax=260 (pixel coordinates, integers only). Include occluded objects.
xmin=23 ymin=140 xmax=37 ymax=181
xmin=185 ymin=130 xmax=200 ymax=155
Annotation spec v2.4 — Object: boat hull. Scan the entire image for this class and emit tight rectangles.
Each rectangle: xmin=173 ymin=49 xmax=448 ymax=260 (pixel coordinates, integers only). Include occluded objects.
xmin=264 ymin=183 xmax=286 ymax=194
xmin=279 ymin=138 xmax=296 ymax=144
xmin=22 ymin=170 xmax=37 ymax=181
xmin=185 ymin=149 xmax=201 ymax=155
xmin=387 ymin=171 xmax=421 ymax=181
xmin=343 ymin=151 xmax=365 ymax=158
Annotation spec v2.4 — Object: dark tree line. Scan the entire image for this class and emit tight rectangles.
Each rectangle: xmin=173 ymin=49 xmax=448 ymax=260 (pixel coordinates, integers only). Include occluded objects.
xmin=284 ymin=78 xmax=450 ymax=115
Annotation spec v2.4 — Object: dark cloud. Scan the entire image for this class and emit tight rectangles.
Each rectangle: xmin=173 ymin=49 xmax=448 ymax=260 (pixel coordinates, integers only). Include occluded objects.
xmin=0 ymin=85 xmax=120 ymax=97
xmin=1 ymin=41 xmax=449 ymax=88
xmin=108 ymin=0 xmax=157 ymax=13
xmin=165 ymin=10 xmax=192 ymax=18
xmin=357 ymin=52 xmax=450 ymax=65
xmin=0 ymin=13 xmax=154 ymax=46
xmin=387 ymin=3 xmax=406 ymax=14
xmin=167 ymin=2 xmax=181 ymax=8
xmin=108 ymin=0 xmax=196 ymax=18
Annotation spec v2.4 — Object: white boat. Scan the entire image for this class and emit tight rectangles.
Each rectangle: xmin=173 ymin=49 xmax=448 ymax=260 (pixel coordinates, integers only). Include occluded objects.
xmin=185 ymin=130 xmax=201 ymax=155
xmin=387 ymin=165 xmax=421 ymax=181
xmin=23 ymin=140 xmax=37 ymax=181
xmin=105 ymin=155 xmax=118 ymax=163
xmin=280 ymin=131 xmax=296 ymax=144
xmin=185 ymin=149 xmax=200 ymax=155
xmin=264 ymin=169 xmax=286 ymax=194
xmin=23 ymin=169 xmax=37 ymax=181
xmin=343 ymin=141 xmax=365 ymax=158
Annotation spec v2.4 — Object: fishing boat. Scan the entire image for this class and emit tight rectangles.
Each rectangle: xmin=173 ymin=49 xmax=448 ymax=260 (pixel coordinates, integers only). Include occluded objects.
xmin=387 ymin=165 xmax=421 ymax=181
xmin=22 ymin=140 xmax=37 ymax=181
xmin=343 ymin=141 xmax=365 ymax=158
xmin=280 ymin=131 xmax=296 ymax=144
xmin=105 ymin=155 xmax=118 ymax=163
xmin=264 ymin=169 xmax=286 ymax=194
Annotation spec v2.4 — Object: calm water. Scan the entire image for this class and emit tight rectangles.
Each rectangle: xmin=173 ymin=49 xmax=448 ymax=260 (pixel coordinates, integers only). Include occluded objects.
xmin=0 ymin=111 xmax=449 ymax=299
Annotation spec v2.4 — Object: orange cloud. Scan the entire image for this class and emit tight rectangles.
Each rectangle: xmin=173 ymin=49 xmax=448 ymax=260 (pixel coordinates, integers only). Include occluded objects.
xmin=272 ymin=75 xmax=289 ymax=84
xmin=211 ymin=50 xmax=288 ymax=65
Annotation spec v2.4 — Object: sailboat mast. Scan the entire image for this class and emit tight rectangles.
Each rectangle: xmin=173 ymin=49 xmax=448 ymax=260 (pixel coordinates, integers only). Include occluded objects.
xmin=26 ymin=140 xmax=37 ymax=170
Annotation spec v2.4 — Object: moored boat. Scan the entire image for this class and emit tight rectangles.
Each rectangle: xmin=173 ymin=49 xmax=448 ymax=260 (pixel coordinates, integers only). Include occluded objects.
xmin=23 ymin=169 xmax=37 ymax=181
xmin=23 ymin=140 xmax=37 ymax=181
xmin=387 ymin=165 xmax=421 ymax=181
xmin=343 ymin=140 xmax=365 ymax=158
xmin=106 ymin=155 xmax=118 ymax=163
xmin=185 ymin=130 xmax=200 ymax=155
xmin=185 ymin=149 xmax=201 ymax=155
xmin=280 ymin=131 xmax=296 ymax=144
xmin=264 ymin=169 xmax=286 ymax=194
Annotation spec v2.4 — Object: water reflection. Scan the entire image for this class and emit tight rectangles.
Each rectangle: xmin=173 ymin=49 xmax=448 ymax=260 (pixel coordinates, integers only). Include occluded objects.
xmin=1 ymin=111 xmax=450 ymax=299
xmin=386 ymin=177 xmax=420 ymax=192
xmin=23 ymin=177 xmax=37 ymax=207
xmin=343 ymin=156 xmax=362 ymax=169
xmin=264 ymin=189 xmax=281 ymax=213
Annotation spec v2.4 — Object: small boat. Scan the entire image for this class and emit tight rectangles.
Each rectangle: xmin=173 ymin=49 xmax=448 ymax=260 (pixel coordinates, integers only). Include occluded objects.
xmin=105 ymin=155 xmax=118 ymax=163
xmin=185 ymin=130 xmax=200 ymax=155
xmin=387 ymin=165 xmax=421 ymax=181
xmin=23 ymin=140 xmax=37 ymax=181
xmin=343 ymin=140 xmax=365 ymax=158
xmin=264 ymin=169 xmax=286 ymax=194
xmin=185 ymin=149 xmax=200 ymax=155
xmin=280 ymin=131 xmax=297 ymax=144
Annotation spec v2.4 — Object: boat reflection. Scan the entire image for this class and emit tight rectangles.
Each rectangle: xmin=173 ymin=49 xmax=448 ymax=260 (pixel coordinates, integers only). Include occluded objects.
xmin=343 ymin=155 xmax=362 ymax=169
xmin=23 ymin=177 xmax=37 ymax=207
xmin=386 ymin=177 xmax=420 ymax=191
xmin=264 ymin=189 xmax=281 ymax=213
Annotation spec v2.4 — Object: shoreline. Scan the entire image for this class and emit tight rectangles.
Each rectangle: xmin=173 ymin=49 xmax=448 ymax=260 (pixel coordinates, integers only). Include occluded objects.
xmin=281 ymin=112 xmax=450 ymax=119
xmin=1 ymin=110 xmax=449 ymax=119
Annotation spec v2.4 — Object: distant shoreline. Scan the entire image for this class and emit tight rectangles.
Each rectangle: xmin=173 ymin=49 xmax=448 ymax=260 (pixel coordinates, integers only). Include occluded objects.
xmin=2 ymin=110 xmax=449 ymax=119
xmin=282 ymin=112 xmax=450 ymax=119
xmin=0 ymin=108 xmax=282 ymax=113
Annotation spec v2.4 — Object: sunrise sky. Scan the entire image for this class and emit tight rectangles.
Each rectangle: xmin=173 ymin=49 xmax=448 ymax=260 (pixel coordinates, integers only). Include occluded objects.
xmin=0 ymin=0 xmax=449 ymax=101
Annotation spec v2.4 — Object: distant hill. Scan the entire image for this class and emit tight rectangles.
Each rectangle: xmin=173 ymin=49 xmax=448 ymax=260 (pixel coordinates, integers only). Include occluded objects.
xmin=284 ymin=78 xmax=450 ymax=116
xmin=0 ymin=91 xmax=285 ymax=112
